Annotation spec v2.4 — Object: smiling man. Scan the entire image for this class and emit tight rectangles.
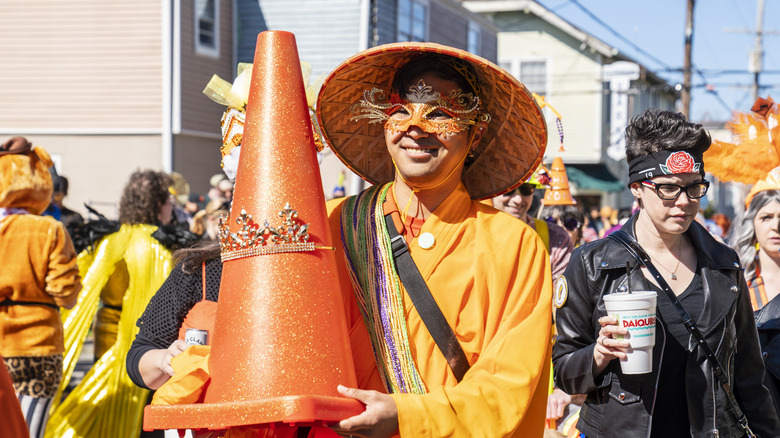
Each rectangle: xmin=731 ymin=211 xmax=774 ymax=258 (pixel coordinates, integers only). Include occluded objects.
xmin=492 ymin=182 xmax=573 ymax=282
xmin=316 ymin=43 xmax=552 ymax=437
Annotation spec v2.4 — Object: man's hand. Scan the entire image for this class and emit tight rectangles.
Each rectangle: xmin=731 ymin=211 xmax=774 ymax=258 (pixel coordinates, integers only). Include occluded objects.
xmin=160 ymin=339 xmax=188 ymax=376
xmin=546 ymin=387 xmax=572 ymax=421
xmin=331 ymin=385 xmax=399 ymax=438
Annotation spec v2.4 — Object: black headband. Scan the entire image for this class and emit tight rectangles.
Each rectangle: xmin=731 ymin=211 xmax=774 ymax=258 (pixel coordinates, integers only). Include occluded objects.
xmin=627 ymin=150 xmax=705 ymax=186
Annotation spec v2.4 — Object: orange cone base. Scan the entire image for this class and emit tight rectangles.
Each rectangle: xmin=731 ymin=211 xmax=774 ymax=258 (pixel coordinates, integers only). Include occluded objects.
xmin=143 ymin=395 xmax=364 ymax=431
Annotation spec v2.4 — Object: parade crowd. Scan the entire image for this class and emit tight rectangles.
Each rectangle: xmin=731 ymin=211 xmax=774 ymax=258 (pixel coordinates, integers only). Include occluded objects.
xmin=2 ymin=35 xmax=780 ymax=438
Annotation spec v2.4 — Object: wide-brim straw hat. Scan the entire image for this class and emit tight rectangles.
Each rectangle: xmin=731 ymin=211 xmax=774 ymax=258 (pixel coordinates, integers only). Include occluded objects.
xmin=316 ymin=42 xmax=548 ymax=200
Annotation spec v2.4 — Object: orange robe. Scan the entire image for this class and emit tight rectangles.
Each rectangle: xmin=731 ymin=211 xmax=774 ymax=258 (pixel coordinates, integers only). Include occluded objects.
xmin=327 ymin=183 xmax=552 ymax=437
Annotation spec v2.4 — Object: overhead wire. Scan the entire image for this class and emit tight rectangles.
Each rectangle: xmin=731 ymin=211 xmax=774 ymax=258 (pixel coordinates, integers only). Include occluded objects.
xmin=540 ymin=0 xmax=780 ymax=116
xmin=554 ymin=0 xmax=740 ymax=114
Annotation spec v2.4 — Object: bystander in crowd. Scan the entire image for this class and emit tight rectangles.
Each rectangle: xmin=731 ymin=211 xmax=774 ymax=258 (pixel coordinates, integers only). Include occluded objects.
xmin=554 ymin=109 xmax=780 ymax=437
xmin=0 ymin=137 xmax=82 ymax=437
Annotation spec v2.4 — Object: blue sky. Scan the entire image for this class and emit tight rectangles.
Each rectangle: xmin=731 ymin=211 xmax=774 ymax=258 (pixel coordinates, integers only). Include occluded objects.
xmin=536 ymin=0 xmax=780 ymax=122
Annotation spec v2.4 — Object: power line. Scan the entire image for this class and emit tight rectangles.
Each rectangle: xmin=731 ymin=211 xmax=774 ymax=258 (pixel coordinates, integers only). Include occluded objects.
xmin=563 ymin=0 xmax=674 ymax=71
xmin=543 ymin=0 xmax=777 ymax=117
xmin=560 ymin=0 xmax=744 ymax=115
xmin=687 ymin=69 xmax=780 ymax=76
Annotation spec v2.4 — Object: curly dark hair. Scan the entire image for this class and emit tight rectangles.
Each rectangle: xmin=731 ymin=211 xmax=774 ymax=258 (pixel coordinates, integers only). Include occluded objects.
xmin=118 ymin=170 xmax=172 ymax=225
xmin=624 ymin=109 xmax=711 ymax=163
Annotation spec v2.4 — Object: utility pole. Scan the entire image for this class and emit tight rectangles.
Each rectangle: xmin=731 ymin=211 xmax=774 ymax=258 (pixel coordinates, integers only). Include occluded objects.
xmin=724 ymin=0 xmax=779 ymax=104
xmin=682 ymin=0 xmax=695 ymax=118
xmin=751 ymin=0 xmax=766 ymax=102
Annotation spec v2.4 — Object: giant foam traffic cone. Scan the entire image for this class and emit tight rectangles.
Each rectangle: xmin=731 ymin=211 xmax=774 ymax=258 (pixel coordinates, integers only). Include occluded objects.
xmin=144 ymin=30 xmax=363 ymax=432
xmin=542 ymin=156 xmax=576 ymax=205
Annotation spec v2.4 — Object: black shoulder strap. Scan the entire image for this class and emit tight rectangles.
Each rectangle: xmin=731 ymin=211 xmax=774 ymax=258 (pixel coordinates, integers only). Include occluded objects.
xmin=384 ymin=214 xmax=470 ymax=382
xmin=607 ymin=230 xmax=755 ymax=437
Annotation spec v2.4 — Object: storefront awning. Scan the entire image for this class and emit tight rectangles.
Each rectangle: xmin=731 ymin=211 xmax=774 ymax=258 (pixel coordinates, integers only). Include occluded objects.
xmin=566 ymin=164 xmax=625 ymax=192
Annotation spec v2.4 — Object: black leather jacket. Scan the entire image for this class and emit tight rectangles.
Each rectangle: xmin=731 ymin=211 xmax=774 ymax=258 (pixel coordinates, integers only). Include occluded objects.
xmin=553 ymin=215 xmax=780 ymax=438
xmin=756 ymin=293 xmax=780 ymax=416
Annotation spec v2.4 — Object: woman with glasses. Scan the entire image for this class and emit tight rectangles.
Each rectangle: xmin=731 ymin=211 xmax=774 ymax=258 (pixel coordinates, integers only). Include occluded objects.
xmin=730 ymin=167 xmax=780 ymax=416
xmin=552 ymin=109 xmax=779 ymax=437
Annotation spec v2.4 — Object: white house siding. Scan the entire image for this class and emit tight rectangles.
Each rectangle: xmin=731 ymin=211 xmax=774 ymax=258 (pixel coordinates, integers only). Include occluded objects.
xmin=0 ymin=0 xmax=164 ymax=130
xmin=495 ymin=14 xmax=605 ymax=163
xmin=255 ymin=0 xmax=364 ymax=79
xmin=0 ymin=1 xmax=167 ymax=218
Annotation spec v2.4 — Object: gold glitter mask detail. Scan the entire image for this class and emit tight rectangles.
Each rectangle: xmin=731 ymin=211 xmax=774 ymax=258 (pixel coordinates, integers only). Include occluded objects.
xmin=350 ymin=79 xmax=491 ymax=136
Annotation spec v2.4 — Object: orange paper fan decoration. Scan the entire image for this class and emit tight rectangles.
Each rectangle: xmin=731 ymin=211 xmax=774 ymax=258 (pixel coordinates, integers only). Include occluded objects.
xmin=703 ymin=96 xmax=780 ymax=184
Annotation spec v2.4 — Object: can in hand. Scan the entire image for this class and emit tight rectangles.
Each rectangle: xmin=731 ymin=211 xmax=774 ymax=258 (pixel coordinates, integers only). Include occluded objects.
xmin=184 ymin=328 xmax=209 ymax=346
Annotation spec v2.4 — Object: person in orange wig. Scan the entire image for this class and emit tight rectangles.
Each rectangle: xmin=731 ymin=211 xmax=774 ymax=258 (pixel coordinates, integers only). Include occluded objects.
xmin=0 ymin=136 xmax=82 ymax=438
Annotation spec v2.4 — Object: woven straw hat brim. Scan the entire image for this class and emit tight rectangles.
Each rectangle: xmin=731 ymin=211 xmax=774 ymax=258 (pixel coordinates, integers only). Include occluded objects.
xmin=315 ymin=42 xmax=548 ymax=200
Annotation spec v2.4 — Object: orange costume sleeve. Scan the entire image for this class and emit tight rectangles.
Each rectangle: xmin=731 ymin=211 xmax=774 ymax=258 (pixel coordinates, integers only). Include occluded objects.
xmin=327 ymin=184 xmax=553 ymax=437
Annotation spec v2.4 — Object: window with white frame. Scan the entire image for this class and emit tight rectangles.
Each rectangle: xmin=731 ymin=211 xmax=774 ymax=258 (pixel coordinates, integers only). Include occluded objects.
xmin=520 ymin=61 xmax=547 ymax=95
xmin=499 ymin=59 xmax=548 ymax=96
xmin=467 ymin=22 xmax=480 ymax=55
xmin=195 ymin=0 xmax=219 ymax=57
xmin=397 ymin=0 xmax=427 ymax=42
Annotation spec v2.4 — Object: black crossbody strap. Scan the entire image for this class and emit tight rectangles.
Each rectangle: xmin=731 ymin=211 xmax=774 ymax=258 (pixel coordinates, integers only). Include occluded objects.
xmin=384 ymin=214 xmax=470 ymax=382
xmin=608 ymin=230 xmax=755 ymax=437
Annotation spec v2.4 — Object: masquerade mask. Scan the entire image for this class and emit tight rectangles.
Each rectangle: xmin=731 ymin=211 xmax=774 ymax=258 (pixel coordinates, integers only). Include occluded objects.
xmin=350 ymin=79 xmax=490 ymax=136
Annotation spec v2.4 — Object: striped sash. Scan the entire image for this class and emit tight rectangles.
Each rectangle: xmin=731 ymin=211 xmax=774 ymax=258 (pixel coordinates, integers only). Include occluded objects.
xmin=340 ymin=183 xmax=427 ymax=395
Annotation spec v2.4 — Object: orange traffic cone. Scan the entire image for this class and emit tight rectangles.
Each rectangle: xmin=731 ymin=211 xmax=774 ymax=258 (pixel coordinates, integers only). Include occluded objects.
xmin=542 ymin=156 xmax=576 ymax=205
xmin=143 ymin=30 xmax=363 ymax=433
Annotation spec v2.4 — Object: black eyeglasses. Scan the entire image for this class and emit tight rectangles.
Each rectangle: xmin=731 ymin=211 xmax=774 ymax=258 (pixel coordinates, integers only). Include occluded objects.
xmin=641 ymin=180 xmax=710 ymax=200
xmin=516 ymin=183 xmax=535 ymax=196
xmin=545 ymin=216 xmax=581 ymax=231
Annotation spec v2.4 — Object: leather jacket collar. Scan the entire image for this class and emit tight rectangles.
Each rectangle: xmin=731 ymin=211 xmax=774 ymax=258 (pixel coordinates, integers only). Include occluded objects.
xmin=756 ymin=290 xmax=780 ymax=329
xmin=601 ymin=213 xmax=742 ymax=339
xmin=601 ymin=213 xmax=742 ymax=272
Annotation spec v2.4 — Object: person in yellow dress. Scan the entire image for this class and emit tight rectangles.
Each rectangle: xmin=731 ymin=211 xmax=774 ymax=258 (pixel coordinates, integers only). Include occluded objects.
xmin=46 ymin=170 xmax=181 ymax=438
xmin=316 ymin=42 xmax=553 ymax=437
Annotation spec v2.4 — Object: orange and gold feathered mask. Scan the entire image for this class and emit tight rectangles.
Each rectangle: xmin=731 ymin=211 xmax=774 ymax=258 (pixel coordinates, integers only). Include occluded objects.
xmin=704 ymin=97 xmax=780 ymax=184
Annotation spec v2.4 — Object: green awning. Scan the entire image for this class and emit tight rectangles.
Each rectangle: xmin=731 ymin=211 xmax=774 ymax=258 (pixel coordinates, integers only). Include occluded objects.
xmin=566 ymin=164 xmax=625 ymax=192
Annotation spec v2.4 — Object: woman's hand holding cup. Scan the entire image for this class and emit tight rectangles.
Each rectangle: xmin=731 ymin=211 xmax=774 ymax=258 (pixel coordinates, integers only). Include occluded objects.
xmin=593 ymin=316 xmax=630 ymax=375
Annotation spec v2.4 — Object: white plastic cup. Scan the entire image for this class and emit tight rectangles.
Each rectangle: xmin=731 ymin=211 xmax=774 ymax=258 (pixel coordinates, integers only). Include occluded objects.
xmin=602 ymin=291 xmax=657 ymax=374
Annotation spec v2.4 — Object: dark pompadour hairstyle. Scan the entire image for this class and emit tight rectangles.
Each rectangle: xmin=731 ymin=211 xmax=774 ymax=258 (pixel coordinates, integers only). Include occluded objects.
xmin=624 ymin=109 xmax=711 ymax=163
